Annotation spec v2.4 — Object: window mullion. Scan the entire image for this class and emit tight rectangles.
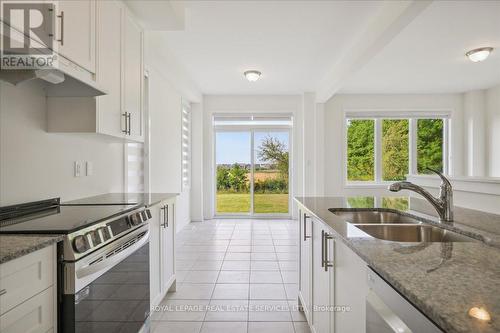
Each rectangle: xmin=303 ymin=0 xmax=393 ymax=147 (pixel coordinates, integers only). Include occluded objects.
xmin=409 ymin=118 xmax=417 ymax=175
xmin=375 ymin=119 xmax=382 ymax=182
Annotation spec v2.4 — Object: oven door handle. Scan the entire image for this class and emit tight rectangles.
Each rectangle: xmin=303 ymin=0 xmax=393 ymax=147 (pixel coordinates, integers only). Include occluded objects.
xmin=75 ymin=230 xmax=150 ymax=279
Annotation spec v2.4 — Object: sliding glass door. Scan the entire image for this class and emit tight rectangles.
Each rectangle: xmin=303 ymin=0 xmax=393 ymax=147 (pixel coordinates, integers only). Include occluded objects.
xmin=215 ymin=128 xmax=290 ymax=216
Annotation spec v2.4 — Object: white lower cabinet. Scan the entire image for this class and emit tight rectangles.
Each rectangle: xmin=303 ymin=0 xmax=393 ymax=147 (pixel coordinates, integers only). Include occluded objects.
xmin=150 ymin=198 xmax=176 ymax=307
xmin=298 ymin=209 xmax=312 ymax=322
xmin=0 ymin=287 xmax=55 ymax=333
xmin=312 ymin=219 xmax=334 ymax=333
xmin=0 ymin=245 xmax=57 ymax=333
xmin=298 ymin=205 xmax=368 ymax=333
xmin=334 ymin=238 xmax=368 ymax=333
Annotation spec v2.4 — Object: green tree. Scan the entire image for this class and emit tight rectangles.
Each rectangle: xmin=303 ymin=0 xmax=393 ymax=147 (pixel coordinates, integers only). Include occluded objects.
xmin=382 ymin=119 xmax=409 ymax=181
xmin=257 ymin=136 xmax=289 ymax=181
xmin=216 ymin=165 xmax=231 ymax=190
xmin=228 ymin=164 xmax=248 ymax=192
xmin=347 ymin=120 xmax=374 ymax=181
xmin=417 ymin=119 xmax=443 ymax=173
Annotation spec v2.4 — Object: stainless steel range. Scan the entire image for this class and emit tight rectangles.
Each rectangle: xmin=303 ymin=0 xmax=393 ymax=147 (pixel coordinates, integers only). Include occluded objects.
xmin=0 ymin=198 xmax=153 ymax=333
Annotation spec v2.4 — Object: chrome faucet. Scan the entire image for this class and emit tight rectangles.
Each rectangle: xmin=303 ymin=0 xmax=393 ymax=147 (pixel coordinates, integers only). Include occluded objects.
xmin=388 ymin=169 xmax=453 ymax=222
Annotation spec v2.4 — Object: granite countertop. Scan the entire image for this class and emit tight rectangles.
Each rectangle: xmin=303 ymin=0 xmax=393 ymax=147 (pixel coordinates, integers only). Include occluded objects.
xmin=0 ymin=234 xmax=63 ymax=264
xmin=295 ymin=196 xmax=500 ymax=333
xmin=61 ymin=192 xmax=178 ymax=207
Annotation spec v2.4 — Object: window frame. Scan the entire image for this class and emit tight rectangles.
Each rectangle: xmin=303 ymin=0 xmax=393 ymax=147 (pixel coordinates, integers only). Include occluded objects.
xmin=342 ymin=110 xmax=450 ymax=188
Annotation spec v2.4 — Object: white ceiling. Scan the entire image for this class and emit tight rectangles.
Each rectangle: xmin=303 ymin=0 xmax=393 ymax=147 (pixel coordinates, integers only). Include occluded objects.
xmin=340 ymin=1 xmax=500 ymax=94
xmin=160 ymin=1 xmax=384 ymax=95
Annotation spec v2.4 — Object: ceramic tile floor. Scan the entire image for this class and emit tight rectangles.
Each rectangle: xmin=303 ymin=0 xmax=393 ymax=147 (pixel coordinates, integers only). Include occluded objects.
xmin=151 ymin=219 xmax=310 ymax=333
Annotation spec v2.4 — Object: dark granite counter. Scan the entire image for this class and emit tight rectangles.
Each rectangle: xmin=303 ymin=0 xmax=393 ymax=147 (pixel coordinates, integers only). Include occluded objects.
xmin=0 ymin=234 xmax=63 ymax=264
xmin=295 ymin=196 xmax=500 ymax=333
xmin=62 ymin=192 xmax=178 ymax=207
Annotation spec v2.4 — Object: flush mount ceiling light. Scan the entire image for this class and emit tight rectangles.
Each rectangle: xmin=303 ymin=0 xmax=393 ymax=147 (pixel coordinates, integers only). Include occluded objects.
xmin=466 ymin=47 xmax=494 ymax=62
xmin=244 ymin=70 xmax=261 ymax=82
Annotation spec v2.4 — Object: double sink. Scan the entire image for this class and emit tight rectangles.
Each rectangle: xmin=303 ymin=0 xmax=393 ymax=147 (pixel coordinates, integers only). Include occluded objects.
xmin=329 ymin=209 xmax=473 ymax=242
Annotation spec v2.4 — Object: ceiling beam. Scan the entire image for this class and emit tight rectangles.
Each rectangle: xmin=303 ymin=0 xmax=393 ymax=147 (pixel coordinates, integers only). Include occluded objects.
xmin=316 ymin=0 xmax=432 ymax=103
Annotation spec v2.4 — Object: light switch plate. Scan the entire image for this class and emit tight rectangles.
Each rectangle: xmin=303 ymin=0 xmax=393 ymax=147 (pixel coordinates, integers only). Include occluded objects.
xmin=86 ymin=161 xmax=93 ymax=176
xmin=74 ymin=161 xmax=82 ymax=177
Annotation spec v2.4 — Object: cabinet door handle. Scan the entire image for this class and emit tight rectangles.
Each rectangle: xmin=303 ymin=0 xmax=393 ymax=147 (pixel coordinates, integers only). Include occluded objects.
xmin=303 ymin=213 xmax=311 ymax=241
xmin=160 ymin=206 xmax=166 ymax=228
xmin=165 ymin=204 xmax=169 ymax=228
xmin=0 ymin=289 xmax=6 ymax=296
xmin=122 ymin=112 xmax=128 ymax=134
xmin=57 ymin=11 xmax=64 ymax=45
xmin=323 ymin=231 xmax=334 ymax=272
xmin=127 ymin=113 xmax=131 ymax=135
xmin=321 ymin=230 xmax=325 ymax=268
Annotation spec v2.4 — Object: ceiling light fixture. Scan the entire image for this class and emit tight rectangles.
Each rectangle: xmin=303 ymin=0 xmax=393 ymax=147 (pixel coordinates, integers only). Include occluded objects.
xmin=244 ymin=70 xmax=261 ymax=82
xmin=466 ymin=47 xmax=493 ymax=62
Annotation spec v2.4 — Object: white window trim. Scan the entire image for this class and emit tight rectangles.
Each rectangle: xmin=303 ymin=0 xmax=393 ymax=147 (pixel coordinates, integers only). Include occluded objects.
xmin=342 ymin=109 xmax=451 ymax=188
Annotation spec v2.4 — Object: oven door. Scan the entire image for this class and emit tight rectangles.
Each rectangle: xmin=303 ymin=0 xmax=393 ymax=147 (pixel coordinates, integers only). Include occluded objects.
xmin=62 ymin=225 xmax=150 ymax=333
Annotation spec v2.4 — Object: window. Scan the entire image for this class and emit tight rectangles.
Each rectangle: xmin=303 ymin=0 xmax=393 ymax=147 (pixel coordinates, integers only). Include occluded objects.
xmin=345 ymin=113 xmax=449 ymax=184
xmin=182 ymin=103 xmax=191 ymax=189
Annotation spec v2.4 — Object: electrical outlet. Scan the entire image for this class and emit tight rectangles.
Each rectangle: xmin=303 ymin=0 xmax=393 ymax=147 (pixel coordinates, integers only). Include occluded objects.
xmin=86 ymin=161 xmax=93 ymax=176
xmin=74 ymin=161 xmax=82 ymax=177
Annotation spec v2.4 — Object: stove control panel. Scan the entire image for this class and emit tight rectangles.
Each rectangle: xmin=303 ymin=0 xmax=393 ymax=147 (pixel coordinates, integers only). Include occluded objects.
xmin=66 ymin=207 xmax=152 ymax=260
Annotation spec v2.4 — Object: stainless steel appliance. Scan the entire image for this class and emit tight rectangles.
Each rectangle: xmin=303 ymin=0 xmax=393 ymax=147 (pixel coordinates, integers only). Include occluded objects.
xmin=0 ymin=198 xmax=153 ymax=333
xmin=366 ymin=268 xmax=443 ymax=333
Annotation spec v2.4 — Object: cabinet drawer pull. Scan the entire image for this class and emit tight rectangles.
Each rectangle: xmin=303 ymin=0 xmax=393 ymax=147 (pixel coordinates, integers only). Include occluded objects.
xmin=303 ymin=213 xmax=311 ymax=241
xmin=0 ymin=289 xmax=6 ymax=296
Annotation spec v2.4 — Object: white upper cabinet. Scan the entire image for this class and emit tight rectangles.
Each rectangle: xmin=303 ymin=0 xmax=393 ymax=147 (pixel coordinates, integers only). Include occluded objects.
xmin=96 ymin=0 xmax=124 ymax=138
xmin=47 ymin=1 xmax=144 ymax=142
xmin=55 ymin=0 xmax=96 ymax=73
xmin=123 ymin=10 xmax=143 ymax=139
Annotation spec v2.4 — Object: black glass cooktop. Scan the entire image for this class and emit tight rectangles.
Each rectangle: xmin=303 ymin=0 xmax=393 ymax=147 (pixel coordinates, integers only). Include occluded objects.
xmin=0 ymin=204 xmax=136 ymax=234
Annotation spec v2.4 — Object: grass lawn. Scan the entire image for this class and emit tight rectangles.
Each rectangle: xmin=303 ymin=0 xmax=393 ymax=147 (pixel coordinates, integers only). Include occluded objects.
xmin=216 ymin=193 xmax=289 ymax=214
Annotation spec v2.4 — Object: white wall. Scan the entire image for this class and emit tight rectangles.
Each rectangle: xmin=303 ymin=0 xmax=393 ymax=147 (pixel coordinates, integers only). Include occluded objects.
xmin=0 ymin=81 xmax=124 ymax=205
xmin=145 ymin=33 xmax=201 ymax=231
xmin=464 ymin=90 xmax=486 ymax=176
xmin=202 ymin=94 xmax=304 ymax=219
xmin=486 ymin=84 xmax=500 ymax=177
xmin=323 ymin=93 xmax=465 ymax=197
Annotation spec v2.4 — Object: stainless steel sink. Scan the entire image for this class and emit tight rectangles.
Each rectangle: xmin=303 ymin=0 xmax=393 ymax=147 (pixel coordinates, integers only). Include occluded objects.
xmin=353 ymin=224 xmax=473 ymax=242
xmin=329 ymin=209 xmax=422 ymax=224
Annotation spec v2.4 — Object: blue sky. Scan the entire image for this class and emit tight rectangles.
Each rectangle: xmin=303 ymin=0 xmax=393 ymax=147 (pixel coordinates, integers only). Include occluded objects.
xmin=216 ymin=132 xmax=289 ymax=164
